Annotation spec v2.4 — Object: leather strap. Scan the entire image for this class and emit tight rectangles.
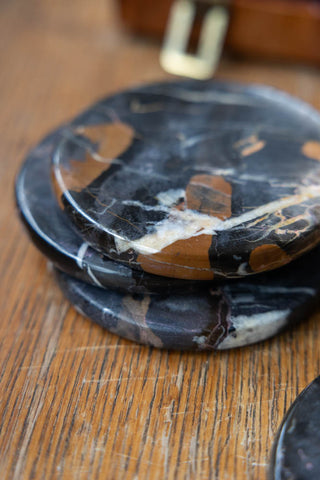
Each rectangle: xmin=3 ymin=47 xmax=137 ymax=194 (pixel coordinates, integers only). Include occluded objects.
xmin=119 ymin=0 xmax=320 ymax=65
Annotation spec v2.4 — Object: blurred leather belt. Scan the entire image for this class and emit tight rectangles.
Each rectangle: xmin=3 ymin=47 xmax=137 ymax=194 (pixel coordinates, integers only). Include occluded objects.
xmin=119 ymin=0 xmax=320 ymax=78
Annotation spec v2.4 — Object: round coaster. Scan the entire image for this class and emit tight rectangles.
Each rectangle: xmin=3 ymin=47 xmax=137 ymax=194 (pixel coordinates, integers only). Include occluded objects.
xmin=52 ymin=80 xmax=320 ymax=280
xmin=15 ymin=131 xmax=206 ymax=294
xmin=271 ymin=376 xmax=320 ymax=480
xmin=54 ymin=246 xmax=320 ymax=350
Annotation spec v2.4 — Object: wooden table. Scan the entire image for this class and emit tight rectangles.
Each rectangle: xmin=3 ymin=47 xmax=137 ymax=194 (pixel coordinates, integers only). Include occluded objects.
xmin=1 ymin=1 xmax=320 ymax=478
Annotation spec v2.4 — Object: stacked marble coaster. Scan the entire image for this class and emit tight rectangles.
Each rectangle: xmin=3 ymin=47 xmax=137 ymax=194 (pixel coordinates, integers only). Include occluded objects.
xmin=15 ymin=80 xmax=320 ymax=350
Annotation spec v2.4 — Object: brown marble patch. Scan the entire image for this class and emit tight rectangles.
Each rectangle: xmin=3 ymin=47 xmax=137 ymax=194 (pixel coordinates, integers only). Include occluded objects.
xmin=185 ymin=175 xmax=232 ymax=220
xmin=51 ymin=170 xmax=65 ymax=209
xmin=60 ymin=152 xmax=113 ymax=192
xmin=137 ymin=234 xmax=214 ymax=280
xmin=59 ymin=122 xmax=135 ymax=192
xmin=75 ymin=122 xmax=135 ymax=160
xmin=120 ymin=295 xmax=163 ymax=348
xmin=249 ymin=244 xmax=290 ymax=273
xmin=302 ymin=141 xmax=320 ymax=162
xmin=234 ymin=134 xmax=266 ymax=157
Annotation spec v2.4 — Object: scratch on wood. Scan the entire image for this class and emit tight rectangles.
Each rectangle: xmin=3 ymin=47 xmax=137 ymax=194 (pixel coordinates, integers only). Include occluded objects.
xmin=56 ymin=344 xmax=141 ymax=353
xmin=161 ymin=400 xmax=175 ymax=474
xmin=82 ymin=374 xmax=180 ymax=385
xmin=12 ymin=303 xmax=67 ymax=479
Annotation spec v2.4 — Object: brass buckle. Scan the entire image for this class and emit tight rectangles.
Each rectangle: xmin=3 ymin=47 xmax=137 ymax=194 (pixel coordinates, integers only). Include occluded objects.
xmin=160 ymin=0 xmax=229 ymax=79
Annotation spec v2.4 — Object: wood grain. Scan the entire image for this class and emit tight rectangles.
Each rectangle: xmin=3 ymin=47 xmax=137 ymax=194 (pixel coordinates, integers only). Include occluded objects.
xmin=1 ymin=1 xmax=320 ymax=479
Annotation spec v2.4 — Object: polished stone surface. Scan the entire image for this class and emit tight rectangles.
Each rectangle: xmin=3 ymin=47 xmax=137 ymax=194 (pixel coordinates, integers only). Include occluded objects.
xmin=54 ymin=244 xmax=320 ymax=350
xmin=52 ymin=80 xmax=320 ymax=280
xmin=15 ymin=131 xmax=206 ymax=294
xmin=270 ymin=376 xmax=320 ymax=480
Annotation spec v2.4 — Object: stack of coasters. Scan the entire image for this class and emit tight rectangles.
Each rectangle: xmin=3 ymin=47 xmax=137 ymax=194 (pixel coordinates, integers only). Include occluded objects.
xmin=15 ymin=80 xmax=320 ymax=350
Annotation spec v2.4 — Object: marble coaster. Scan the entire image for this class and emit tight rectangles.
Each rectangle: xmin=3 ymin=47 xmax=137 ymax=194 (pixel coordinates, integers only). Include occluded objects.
xmin=52 ymin=80 xmax=320 ymax=280
xmin=15 ymin=131 xmax=207 ymax=294
xmin=270 ymin=376 xmax=320 ymax=480
xmin=54 ymin=245 xmax=320 ymax=350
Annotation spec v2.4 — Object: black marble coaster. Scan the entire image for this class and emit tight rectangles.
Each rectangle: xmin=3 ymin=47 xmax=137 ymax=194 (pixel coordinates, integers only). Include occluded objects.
xmin=52 ymin=80 xmax=320 ymax=280
xmin=15 ymin=131 xmax=207 ymax=294
xmin=54 ymin=244 xmax=320 ymax=350
xmin=270 ymin=376 xmax=320 ymax=480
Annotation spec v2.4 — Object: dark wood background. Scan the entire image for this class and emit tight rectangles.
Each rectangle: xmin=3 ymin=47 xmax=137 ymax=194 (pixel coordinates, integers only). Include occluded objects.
xmin=1 ymin=1 xmax=320 ymax=479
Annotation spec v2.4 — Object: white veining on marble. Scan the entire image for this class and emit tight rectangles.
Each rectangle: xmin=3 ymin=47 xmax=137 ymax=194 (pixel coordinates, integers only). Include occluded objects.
xmin=114 ymin=184 xmax=320 ymax=255
xmin=107 ymin=189 xmax=186 ymax=214
xmin=217 ymin=309 xmax=290 ymax=349
xmin=154 ymin=88 xmax=259 ymax=106
xmin=86 ymin=266 xmax=103 ymax=287
xmin=192 ymin=335 xmax=207 ymax=346
xmin=253 ymin=286 xmax=316 ymax=296
xmin=156 ymin=189 xmax=185 ymax=207
xmin=121 ymin=200 xmax=168 ymax=213
xmin=229 ymin=294 xmax=255 ymax=304
xmin=236 ymin=263 xmax=248 ymax=276
xmin=76 ymin=242 xmax=103 ymax=286
xmin=76 ymin=242 xmax=89 ymax=268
